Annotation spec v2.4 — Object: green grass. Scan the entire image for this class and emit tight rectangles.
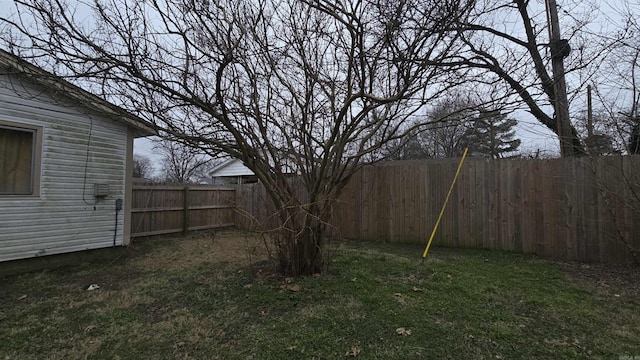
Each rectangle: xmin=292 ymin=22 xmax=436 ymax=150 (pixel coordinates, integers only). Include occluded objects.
xmin=0 ymin=231 xmax=638 ymax=359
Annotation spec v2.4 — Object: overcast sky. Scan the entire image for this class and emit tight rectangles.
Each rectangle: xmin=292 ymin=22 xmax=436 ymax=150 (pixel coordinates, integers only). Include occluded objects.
xmin=0 ymin=0 xmax=635 ymax=161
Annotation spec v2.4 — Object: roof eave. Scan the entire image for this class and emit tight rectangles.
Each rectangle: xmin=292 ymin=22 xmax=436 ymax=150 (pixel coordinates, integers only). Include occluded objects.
xmin=0 ymin=49 xmax=157 ymax=137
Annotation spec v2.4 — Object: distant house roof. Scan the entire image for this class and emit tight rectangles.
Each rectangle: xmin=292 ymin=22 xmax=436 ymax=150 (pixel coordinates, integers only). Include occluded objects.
xmin=209 ymin=158 xmax=255 ymax=177
xmin=0 ymin=49 xmax=156 ymax=137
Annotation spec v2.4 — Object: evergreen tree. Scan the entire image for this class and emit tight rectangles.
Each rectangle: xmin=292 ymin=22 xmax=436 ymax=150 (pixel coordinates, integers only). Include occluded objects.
xmin=463 ymin=110 xmax=521 ymax=159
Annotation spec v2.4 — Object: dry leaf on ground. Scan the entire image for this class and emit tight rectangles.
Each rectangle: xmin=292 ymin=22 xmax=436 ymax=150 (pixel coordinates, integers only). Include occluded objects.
xmin=345 ymin=347 xmax=360 ymax=357
xmin=84 ymin=325 xmax=97 ymax=333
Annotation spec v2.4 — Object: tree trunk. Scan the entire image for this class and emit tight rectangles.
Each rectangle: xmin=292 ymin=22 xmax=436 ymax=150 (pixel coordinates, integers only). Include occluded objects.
xmin=272 ymin=203 xmax=328 ymax=276
xmin=275 ymin=222 xmax=326 ymax=276
xmin=290 ymin=226 xmax=326 ymax=275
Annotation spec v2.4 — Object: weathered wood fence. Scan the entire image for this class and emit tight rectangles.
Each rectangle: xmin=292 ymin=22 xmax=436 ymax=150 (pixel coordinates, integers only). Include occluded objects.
xmin=131 ymin=185 xmax=235 ymax=237
xmin=235 ymin=156 xmax=640 ymax=264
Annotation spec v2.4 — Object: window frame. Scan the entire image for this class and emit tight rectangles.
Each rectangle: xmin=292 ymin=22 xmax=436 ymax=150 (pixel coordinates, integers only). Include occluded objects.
xmin=0 ymin=119 xmax=43 ymax=197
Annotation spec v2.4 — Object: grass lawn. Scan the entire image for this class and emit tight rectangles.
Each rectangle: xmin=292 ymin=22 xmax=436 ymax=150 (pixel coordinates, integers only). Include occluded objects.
xmin=1 ymin=230 xmax=639 ymax=359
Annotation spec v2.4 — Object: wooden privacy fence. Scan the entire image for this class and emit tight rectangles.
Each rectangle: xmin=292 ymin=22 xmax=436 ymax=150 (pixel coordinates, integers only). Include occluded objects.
xmin=131 ymin=185 xmax=236 ymax=237
xmin=235 ymin=156 xmax=640 ymax=264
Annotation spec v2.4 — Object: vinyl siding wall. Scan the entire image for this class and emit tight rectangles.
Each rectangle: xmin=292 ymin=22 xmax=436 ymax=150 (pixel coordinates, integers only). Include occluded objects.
xmin=210 ymin=159 xmax=253 ymax=177
xmin=0 ymin=72 xmax=129 ymax=262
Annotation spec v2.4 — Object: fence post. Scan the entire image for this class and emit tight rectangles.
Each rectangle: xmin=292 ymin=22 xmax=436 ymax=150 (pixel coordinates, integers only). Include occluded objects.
xmin=183 ymin=186 xmax=190 ymax=234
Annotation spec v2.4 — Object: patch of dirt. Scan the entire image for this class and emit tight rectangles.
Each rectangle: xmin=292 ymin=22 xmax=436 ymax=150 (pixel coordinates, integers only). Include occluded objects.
xmin=552 ymin=260 xmax=640 ymax=298
xmin=133 ymin=230 xmax=274 ymax=272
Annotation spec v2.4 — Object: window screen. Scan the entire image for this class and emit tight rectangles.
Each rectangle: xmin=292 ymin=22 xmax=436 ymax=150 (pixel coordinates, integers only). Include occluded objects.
xmin=0 ymin=126 xmax=36 ymax=195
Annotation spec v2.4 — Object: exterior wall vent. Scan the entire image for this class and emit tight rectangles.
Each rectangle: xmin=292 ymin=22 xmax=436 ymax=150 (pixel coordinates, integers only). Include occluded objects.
xmin=94 ymin=183 xmax=110 ymax=197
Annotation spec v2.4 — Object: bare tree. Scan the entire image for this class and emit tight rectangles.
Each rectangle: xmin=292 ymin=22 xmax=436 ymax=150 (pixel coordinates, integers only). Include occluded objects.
xmin=444 ymin=0 xmax=618 ymax=156
xmin=422 ymin=97 xmax=477 ymax=158
xmin=573 ymin=108 xmax=617 ymax=155
xmin=2 ymin=0 xmax=474 ymax=275
xmin=584 ymin=1 xmax=640 ymax=155
xmin=155 ymin=140 xmax=214 ymax=184
xmin=132 ymin=154 xmax=154 ymax=180
xmin=385 ymin=96 xmax=476 ymax=159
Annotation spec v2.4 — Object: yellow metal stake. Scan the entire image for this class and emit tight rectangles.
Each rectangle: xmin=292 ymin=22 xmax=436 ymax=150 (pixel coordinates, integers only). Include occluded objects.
xmin=422 ymin=148 xmax=469 ymax=260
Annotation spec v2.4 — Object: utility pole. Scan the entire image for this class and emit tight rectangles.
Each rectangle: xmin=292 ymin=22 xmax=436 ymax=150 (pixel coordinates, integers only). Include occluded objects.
xmin=545 ymin=0 xmax=575 ymax=156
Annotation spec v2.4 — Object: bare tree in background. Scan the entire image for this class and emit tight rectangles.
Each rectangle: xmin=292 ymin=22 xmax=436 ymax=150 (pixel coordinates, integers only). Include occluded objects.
xmin=2 ymin=0 xmax=474 ymax=275
xmin=385 ymin=96 xmax=476 ymax=159
xmin=132 ymin=154 xmax=154 ymax=180
xmin=422 ymin=97 xmax=477 ymax=158
xmin=155 ymin=140 xmax=214 ymax=184
xmin=585 ymin=1 xmax=640 ymax=155
xmin=573 ymin=109 xmax=617 ymax=155
xmin=445 ymin=0 xmax=618 ymax=156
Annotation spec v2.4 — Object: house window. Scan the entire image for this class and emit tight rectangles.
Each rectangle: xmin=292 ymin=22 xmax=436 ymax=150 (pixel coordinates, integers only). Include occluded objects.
xmin=0 ymin=122 xmax=42 ymax=196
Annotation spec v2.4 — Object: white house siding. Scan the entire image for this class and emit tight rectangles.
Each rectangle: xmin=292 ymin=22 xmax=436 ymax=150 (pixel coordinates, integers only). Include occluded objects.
xmin=0 ymin=73 xmax=129 ymax=262
xmin=211 ymin=159 xmax=254 ymax=177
